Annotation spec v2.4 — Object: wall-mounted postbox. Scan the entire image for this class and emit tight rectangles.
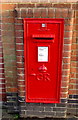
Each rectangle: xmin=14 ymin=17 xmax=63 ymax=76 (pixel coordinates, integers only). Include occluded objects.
xmin=24 ymin=18 xmax=64 ymax=103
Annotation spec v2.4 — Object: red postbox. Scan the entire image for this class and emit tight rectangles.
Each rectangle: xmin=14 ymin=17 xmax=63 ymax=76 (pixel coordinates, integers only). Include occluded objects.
xmin=24 ymin=18 xmax=64 ymax=103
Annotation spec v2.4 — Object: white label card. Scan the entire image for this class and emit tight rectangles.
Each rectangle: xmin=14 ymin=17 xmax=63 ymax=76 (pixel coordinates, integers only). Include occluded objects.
xmin=38 ymin=47 xmax=48 ymax=62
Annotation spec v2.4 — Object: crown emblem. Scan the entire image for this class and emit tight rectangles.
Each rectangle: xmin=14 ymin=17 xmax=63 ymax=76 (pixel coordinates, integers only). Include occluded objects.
xmin=38 ymin=64 xmax=47 ymax=72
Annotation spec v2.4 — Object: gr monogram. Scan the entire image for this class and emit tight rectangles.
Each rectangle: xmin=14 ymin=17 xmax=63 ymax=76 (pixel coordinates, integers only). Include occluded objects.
xmin=30 ymin=65 xmax=50 ymax=81
xmin=36 ymin=73 xmax=50 ymax=81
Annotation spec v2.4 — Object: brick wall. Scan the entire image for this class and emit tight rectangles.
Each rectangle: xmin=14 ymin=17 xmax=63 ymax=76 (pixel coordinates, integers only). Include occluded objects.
xmin=1 ymin=2 xmax=78 ymax=118
xmin=1 ymin=4 xmax=19 ymax=112
xmin=67 ymin=4 xmax=78 ymax=116
xmin=0 ymin=4 xmax=6 ymax=117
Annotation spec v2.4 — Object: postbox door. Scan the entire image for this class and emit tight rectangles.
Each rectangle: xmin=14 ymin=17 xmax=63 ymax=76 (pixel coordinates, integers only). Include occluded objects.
xmin=24 ymin=19 xmax=64 ymax=103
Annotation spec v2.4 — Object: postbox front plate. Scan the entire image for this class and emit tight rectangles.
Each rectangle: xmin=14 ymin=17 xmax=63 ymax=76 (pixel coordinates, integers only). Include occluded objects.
xmin=24 ymin=18 xmax=64 ymax=103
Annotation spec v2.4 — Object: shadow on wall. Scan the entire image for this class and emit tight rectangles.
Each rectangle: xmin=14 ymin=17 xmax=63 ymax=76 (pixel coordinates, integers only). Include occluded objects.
xmin=18 ymin=117 xmax=77 ymax=120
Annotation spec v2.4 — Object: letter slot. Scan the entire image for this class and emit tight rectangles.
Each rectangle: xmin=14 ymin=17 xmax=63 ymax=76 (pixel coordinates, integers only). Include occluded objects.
xmin=32 ymin=34 xmax=54 ymax=43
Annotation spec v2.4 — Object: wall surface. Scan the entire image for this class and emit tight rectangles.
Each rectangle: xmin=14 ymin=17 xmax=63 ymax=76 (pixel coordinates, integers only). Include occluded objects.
xmin=1 ymin=1 xmax=78 ymax=119
xmin=1 ymin=0 xmax=78 ymax=3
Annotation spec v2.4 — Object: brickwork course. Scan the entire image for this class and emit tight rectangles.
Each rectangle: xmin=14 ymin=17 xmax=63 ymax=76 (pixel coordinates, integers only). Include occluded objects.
xmin=1 ymin=1 xmax=78 ymax=119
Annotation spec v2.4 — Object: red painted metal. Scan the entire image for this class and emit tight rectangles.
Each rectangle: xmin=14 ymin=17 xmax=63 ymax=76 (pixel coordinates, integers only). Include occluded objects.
xmin=24 ymin=18 xmax=64 ymax=103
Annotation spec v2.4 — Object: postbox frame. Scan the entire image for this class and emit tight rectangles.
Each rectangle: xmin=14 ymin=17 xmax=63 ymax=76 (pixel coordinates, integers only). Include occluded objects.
xmin=24 ymin=18 xmax=64 ymax=103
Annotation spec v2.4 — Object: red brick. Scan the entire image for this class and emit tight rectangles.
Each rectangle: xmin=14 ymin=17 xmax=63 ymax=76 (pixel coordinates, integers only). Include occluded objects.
xmin=0 ymin=89 xmax=6 ymax=92
xmin=18 ymin=91 xmax=25 ymax=97
xmin=64 ymin=39 xmax=72 ymax=44
xmin=71 ymin=50 xmax=78 ymax=56
xmin=63 ymin=45 xmax=71 ymax=51
xmin=36 ymin=3 xmax=52 ymax=8
xmin=16 ymin=38 xmax=23 ymax=43
xmin=68 ymin=9 xmax=75 ymax=18
xmin=72 ymin=38 xmax=76 ymax=43
xmin=61 ymin=88 xmax=68 ymax=92
xmin=15 ymin=19 xmax=23 ymax=24
xmin=2 ymin=11 xmax=9 ymax=17
xmin=2 ymin=30 xmax=14 ymax=36
xmin=2 ymin=10 xmax=15 ymax=18
xmin=16 ymin=56 xmax=23 ymax=62
xmin=0 ymin=53 xmax=3 ymax=57
xmin=6 ymin=82 xmax=13 ymax=87
xmin=16 ymin=50 xmax=24 ymax=56
xmin=18 ymin=86 xmax=25 ymax=91
xmin=21 ymin=9 xmax=26 ymax=18
xmin=76 ymin=74 xmax=78 ymax=78
xmin=63 ymin=51 xmax=71 ymax=57
xmin=2 ymin=17 xmax=14 ymax=23
xmin=72 ymin=3 xmax=78 ymax=10
xmin=0 ymin=84 xmax=5 ymax=88
xmin=63 ymin=64 xmax=70 ymax=69
xmin=33 ymin=9 xmax=41 ymax=18
xmin=76 ymin=24 xmax=78 ymax=31
xmin=62 ymin=70 xmax=70 ymax=76
xmin=15 ymin=31 xmax=23 ymax=37
xmin=0 ymin=58 xmax=3 ymax=63
xmin=71 ymin=56 xmax=78 ymax=61
xmin=63 ymin=58 xmax=70 ymax=63
xmin=68 ymin=90 xmax=78 ymax=95
xmin=72 ymin=31 xmax=76 ymax=38
xmin=15 ymin=24 xmax=23 ymax=31
xmin=55 ymin=8 xmax=61 ymax=18
xmin=18 ymin=4 xmax=35 ymax=8
xmin=26 ymin=8 xmax=33 ymax=18
xmin=69 ymin=84 xmax=77 ymax=89
xmin=71 ymin=62 xmax=76 ymax=67
xmin=61 ymin=9 xmax=68 ymax=18
xmin=2 ymin=4 xmax=16 ymax=10
xmin=3 ymin=43 xmax=15 ymax=49
xmin=73 ymin=18 xmax=77 ymax=24
xmin=64 ymin=31 xmax=72 ymax=38
xmin=72 ymin=44 xmax=77 ymax=49
xmin=52 ymin=4 xmax=71 ymax=9
xmin=69 ymin=79 xmax=76 ymax=83
xmin=18 ymin=81 xmax=25 ymax=86
xmin=9 ymin=10 xmax=15 ymax=17
xmin=6 ymin=88 xmax=17 ymax=92
xmin=62 ymin=76 xmax=69 ymax=82
xmin=2 ymin=24 xmax=14 ymax=31
xmin=64 ymin=19 xmax=73 ymax=25
xmin=0 ymin=94 xmax=6 ymax=101
xmin=70 ymin=67 xmax=76 ymax=73
xmin=17 ymin=69 xmax=24 ymax=74
xmin=70 ymin=73 xmax=76 ymax=78
xmin=0 ymin=79 xmax=5 ymax=83
xmin=0 ymin=64 xmax=4 ymax=68
xmin=0 ymin=69 xmax=4 ymax=73
xmin=61 ymin=82 xmax=68 ymax=87
xmin=64 ymin=25 xmax=74 ymax=31
xmin=76 ymin=10 xmax=78 ymax=17
xmin=16 ymin=44 xmax=24 ymax=50
xmin=41 ymin=9 xmax=47 ymax=18
xmin=48 ymin=8 xmax=55 ymax=18
xmin=17 ymin=75 xmax=25 ymax=80
xmin=61 ymin=93 xmax=68 ymax=98
xmin=76 ymin=31 xmax=78 ymax=37
xmin=17 ymin=63 xmax=24 ymax=68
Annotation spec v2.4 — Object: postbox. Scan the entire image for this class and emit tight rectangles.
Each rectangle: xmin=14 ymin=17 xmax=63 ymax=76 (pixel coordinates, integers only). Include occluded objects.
xmin=24 ymin=18 xmax=64 ymax=103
